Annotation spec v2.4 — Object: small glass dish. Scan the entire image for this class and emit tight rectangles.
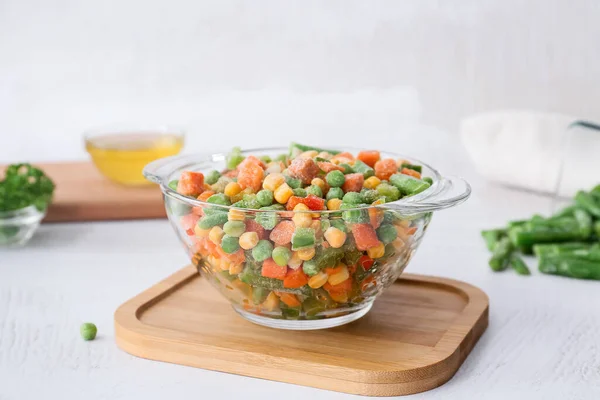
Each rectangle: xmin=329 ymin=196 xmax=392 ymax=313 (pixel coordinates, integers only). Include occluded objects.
xmin=0 ymin=205 xmax=46 ymax=246
xmin=84 ymin=126 xmax=185 ymax=186
xmin=144 ymin=146 xmax=471 ymax=330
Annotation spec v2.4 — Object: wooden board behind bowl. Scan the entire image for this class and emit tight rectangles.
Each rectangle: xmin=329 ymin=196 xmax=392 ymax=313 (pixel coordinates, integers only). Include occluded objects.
xmin=24 ymin=162 xmax=166 ymax=222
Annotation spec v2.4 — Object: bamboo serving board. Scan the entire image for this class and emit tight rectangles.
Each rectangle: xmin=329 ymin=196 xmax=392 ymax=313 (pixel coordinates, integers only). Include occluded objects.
xmin=114 ymin=265 xmax=489 ymax=396
xmin=38 ymin=162 xmax=166 ymax=222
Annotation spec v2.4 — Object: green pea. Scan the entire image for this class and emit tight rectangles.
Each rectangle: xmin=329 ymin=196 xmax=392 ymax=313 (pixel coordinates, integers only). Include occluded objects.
xmin=198 ymin=212 xmax=229 ymax=229
xmin=302 ymin=260 xmax=320 ymax=276
xmin=362 ymin=189 xmax=380 ymax=204
xmin=326 ymin=187 xmax=344 ymax=200
xmin=168 ymin=180 xmax=179 ymax=191
xmin=242 ymin=194 xmax=261 ymax=209
xmin=205 ymin=170 xmax=221 ymax=185
xmin=293 ymin=188 xmax=307 ymax=198
xmin=325 ymin=170 xmax=345 ymax=188
xmin=340 ymin=203 xmax=369 ymax=224
xmin=211 ymin=176 xmax=233 ymax=193
xmin=342 ymin=192 xmax=363 ymax=204
xmin=352 ymin=160 xmax=375 ymax=178
xmin=207 ymin=193 xmax=231 ymax=206
xmin=256 ymin=190 xmax=274 ymax=206
xmin=376 ymin=183 xmax=400 ymax=201
xmin=377 ymin=224 xmax=398 ymax=244
xmin=330 ymin=219 xmax=348 ymax=232
xmin=272 ymin=246 xmax=292 ymax=266
xmin=256 ymin=209 xmax=279 ymax=230
xmin=80 ymin=322 xmax=97 ymax=341
xmin=252 ymin=240 xmax=274 ymax=262
xmin=226 ymin=146 xmax=245 ymax=170
xmin=221 ymin=235 xmax=240 ymax=254
xmin=307 ymin=185 xmax=323 ymax=198
xmin=285 ymin=175 xmax=302 ymax=189
xmin=223 ymin=221 xmax=246 ymax=237
xmin=339 ymin=163 xmax=354 ymax=174
xmin=259 ymin=155 xmax=272 ymax=164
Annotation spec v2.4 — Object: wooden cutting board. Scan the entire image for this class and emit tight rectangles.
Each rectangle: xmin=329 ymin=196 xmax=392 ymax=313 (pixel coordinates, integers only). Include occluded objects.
xmin=115 ymin=265 xmax=489 ymax=396
xmin=39 ymin=162 xmax=166 ymax=222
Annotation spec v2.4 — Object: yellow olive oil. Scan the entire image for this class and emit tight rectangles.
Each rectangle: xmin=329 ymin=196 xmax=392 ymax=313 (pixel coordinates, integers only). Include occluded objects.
xmin=86 ymin=132 xmax=183 ymax=185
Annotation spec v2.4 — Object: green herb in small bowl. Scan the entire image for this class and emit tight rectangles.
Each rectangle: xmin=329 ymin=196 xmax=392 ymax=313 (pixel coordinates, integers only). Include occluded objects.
xmin=0 ymin=164 xmax=55 ymax=246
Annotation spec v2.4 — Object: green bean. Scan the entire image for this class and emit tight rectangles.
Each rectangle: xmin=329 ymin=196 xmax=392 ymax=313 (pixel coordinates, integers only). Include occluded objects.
xmin=489 ymin=237 xmax=512 ymax=271
xmin=481 ymin=229 xmax=506 ymax=252
xmin=575 ymin=191 xmax=600 ymax=218
xmin=509 ymin=255 xmax=531 ymax=276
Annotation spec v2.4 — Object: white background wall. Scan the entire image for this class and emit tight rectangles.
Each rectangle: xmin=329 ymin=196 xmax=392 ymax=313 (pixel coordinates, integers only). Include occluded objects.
xmin=1 ymin=0 xmax=600 ymax=164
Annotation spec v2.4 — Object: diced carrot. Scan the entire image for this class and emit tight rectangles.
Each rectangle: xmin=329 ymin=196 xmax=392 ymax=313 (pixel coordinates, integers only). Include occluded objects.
xmin=406 ymin=226 xmax=418 ymax=235
xmin=237 ymin=162 xmax=264 ymax=193
xmin=360 ymin=275 xmax=377 ymax=291
xmin=357 ymin=151 xmax=381 ymax=168
xmin=358 ymin=255 xmax=374 ymax=270
xmin=369 ymin=207 xmax=384 ymax=229
xmin=288 ymin=158 xmax=320 ymax=184
xmin=238 ymin=155 xmax=267 ymax=170
xmin=217 ymin=247 xmax=246 ymax=264
xmin=261 ymin=258 xmax=287 ymax=280
xmin=180 ymin=213 xmax=200 ymax=235
xmin=269 ymin=220 xmax=295 ymax=245
xmin=401 ymin=167 xmax=421 ymax=179
xmin=176 ymin=171 xmax=205 ymax=196
xmin=285 ymin=195 xmax=325 ymax=211
xmin=342 ymin=173 xmax=364 ymax=193
xmin=223 ymin=169 xmax=238 ymax=178
xmin=198 ymin=190 xmax=215 ymax=202
xmin=245 ymin=219 xmax=268 ymax=240
xmin=324 ymin=278 xmax=352 ymax=295
xmin=351 ymin=223 xmax=380 ymax=251
xmin=283 ymin=268 xmax=309 ymax=288
xmin=331 ymin=152 xmax=355 ymax=163
xmin=374 ymin=158 xmax=398 ymax=181
xmin=324 ymin=265 xmax=344 ymax=275
xmin=317 ymin=161 xmax=345 ymax=173
xmin=277 ymin=292 xmax=301 ymax=308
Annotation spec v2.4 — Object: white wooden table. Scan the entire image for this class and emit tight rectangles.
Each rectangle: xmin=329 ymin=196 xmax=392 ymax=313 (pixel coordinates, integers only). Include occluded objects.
xmin=2 ymin=176 xmax=599 ymax=400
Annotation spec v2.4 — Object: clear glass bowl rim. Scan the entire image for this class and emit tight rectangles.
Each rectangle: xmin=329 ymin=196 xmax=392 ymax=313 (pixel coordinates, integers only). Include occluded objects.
xmin=144 ymin=145 xmax=469 ymax=214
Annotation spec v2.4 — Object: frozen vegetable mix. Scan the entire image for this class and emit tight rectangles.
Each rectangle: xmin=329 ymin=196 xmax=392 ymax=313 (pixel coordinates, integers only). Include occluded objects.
xmin=169 ymin=144 xmax=434 ymax=320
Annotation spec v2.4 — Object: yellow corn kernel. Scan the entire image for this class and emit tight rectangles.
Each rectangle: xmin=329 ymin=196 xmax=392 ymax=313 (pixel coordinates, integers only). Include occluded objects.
xmin=328 ymin=266 xmax=350 ymax=286
xmin=297 ymin=247 xmax=316 ymax=261
xmin=317 ymin=151 xmax=332 ymax=160
xmin=229 ymin=262 xmax=244 ymax=275
xmin=327 ymin=198 xmax=342 ymax=211
xmin=324 ymin=227 xmax=347 ymax=248
xmin=228 ymin=208 xmax=246 ymax=221
xmin=396 ymin=158 xmax=408 ymax=168
xmin=220 ymin=259 xmax=231 ymax=271
xmin=292 ymin=204 xmax=312 ymax=228
xmin=224 ymin=182 xmax=242 ymax=197
xmin=263 ymin=173 xmax=286 ymax=191
xmin=294 ymin=203 xmax=309 ymax=211
xmin=398 ymin=219 xmax=411 ymax=228
xmin=194 ymin=225 xmax=210 ymax=237
xmin=364 ymin=176 xmax=382 ymax=190
xmin=287 ymin=251 xmax=303 ymax=269
xmin=262 ymin=292 xmax=280 ymax=311
xmin=299 ymin=150 xmax=318 ymax=159
xmin=308 ymin=271 xmax=329 ymax=289
xmin=367 ymin=242 xmax=386 ymax=259
xmin=239 ymin=231 xmax=259 ymax=250
xmin=274 ymin=182 xmax=293 ymax=204
xmin=266 ymin=161 xmax=283 ymax=174
xmin=311 ymin=178 xmax=326 ymax=193
xmin=208 ymin=226 xmax=225 ymax=245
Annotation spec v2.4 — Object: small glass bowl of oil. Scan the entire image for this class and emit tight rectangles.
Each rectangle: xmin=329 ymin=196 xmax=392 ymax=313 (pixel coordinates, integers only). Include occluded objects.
xmin=85 ymin=126 xmax=184 ymax=186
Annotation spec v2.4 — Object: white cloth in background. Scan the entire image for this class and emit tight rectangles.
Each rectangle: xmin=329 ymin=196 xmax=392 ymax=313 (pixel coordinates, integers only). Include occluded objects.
xmin=460 ymin=110 xmax=600 ymax=198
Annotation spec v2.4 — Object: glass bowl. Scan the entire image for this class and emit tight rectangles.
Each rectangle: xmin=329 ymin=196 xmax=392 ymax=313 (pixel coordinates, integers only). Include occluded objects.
xmin=0 ymin=205 xmax=45 ymax=246
xmin=84 ymin=126 xmax=185 ymax=186
xmin=144 ymin=147 xmax=471 ymax=330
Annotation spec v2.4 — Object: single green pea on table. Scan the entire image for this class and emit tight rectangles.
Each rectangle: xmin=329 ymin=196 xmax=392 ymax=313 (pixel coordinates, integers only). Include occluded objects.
xmin=80 ymin=322 xmax=98 ymax=340
xmin=481 ymin=184 xmax=600 ymax=280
